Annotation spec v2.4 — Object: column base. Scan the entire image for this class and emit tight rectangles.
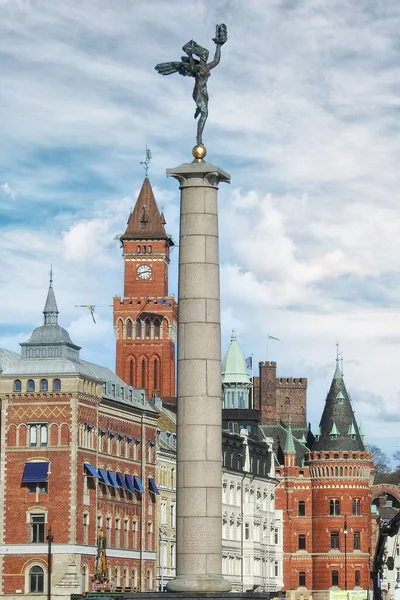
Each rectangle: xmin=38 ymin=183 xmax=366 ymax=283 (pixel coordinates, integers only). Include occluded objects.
xmin=166 ymin=574 xmax=232 ymax=593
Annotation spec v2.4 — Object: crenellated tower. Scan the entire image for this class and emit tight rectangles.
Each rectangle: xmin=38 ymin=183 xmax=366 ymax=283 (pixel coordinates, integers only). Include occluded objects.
xmin=113 ymin=177 xmax=177 ymax=401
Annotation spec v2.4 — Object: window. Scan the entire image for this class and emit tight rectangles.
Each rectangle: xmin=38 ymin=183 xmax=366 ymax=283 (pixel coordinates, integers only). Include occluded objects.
xmin=331 ymin=531 xmax=339 ymax=549
xmin=126 ymin=320 xmax=132 ymax=338
xmin=332 ymin=571 xmax=339 ymax=586
xmin=106 ymin=516 xmax=111 ymax=546
xmin=298 ymin=534 xmax=306 ymax=550
xmin=27 ymin=379 xmax=35 ymax=392
xmin=53 ymin=379 xmax=61 ymax=391
xmin=124 ymin=519 xmax=129 ymax=549
xmin=141 ymin=360 xmax=146 ymax=388
xmin=170 ymin=503 xmax=176 ymax=527
xmin=244 ymin=523 xmax=250 ymax=540
xmin=154 ymin=359 xmax=159 ymax=390
xmin=30 ymin=514 xmax=45 ymax=543
xmin=14 ymin=379 xmax=22 ymax=392
xmin=299 ymin=572 xmax=306 ymax=587
xmin=355 ymin=570 xmax=361 ymax=587
xmin=129 ymin=359 xmax=134 ymax=387
xmin=298 ymin=500 xmax=306 ymax=516
xmin=40 ymin=379 xmax=48 ymax=392
xmin=274 ymin=528 xmax=279 ymax=544
xmin=29 ymin=565 xmax=44 ymax=593
xmin=148 ymin=245 xmax=152 ymax=253
xmin=136 ymin=320 xmax=142 ymax=338
xmin=154 ymin=319 xmax=160 ymax=338
xmin=132 ymin=520 xmax=138 ymax=548
xmin=137 ymin=245 xmax=141 ymax=253
xmin=40 ymin=425 xmax=48 ymax=446
xmin=330 ymin=499 xmax=340 ymax=515
xmin=274 ymin=561 xmax=279 ymax=577
xmin=352 ymin=499 xmax=361 ymax=515
xmin=115 ymin=518 xmax=120 ymax=548
xmin=83 ymin=513 xmax=89 ymax=544
xmin=29 ymin=425 xmax=37 ymax=446
xmin=145 ymin=319 xmax=151 ymax=338
xmin=147 ymin=521 xmax=153 ymax=549
xmin=354 ymin=532 xmax=360 ymax=550
xmin=132 ymin=568 xmax=137 ymax=589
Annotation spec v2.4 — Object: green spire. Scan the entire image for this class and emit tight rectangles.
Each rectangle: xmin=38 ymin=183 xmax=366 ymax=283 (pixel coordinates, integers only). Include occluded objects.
xmin=334 ymin=342 xmax=343 ymax=380
xmin=329 ymin=422 xmax=340 ymax=436
xmin=348 ymin=423 xmax=356 ymax=436
xmin=284 ymin=418 xmax=296 ymax=454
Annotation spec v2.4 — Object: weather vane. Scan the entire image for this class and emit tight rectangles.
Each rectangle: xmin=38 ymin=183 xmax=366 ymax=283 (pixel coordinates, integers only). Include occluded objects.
xmin=155 ymin=24 xmax=228 ymax=160
xmin=140 ymin=145 xmax=152 ymax=177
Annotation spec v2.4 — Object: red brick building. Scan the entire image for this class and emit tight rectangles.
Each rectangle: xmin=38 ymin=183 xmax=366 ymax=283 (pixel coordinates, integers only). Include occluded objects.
xmin=0 ymin=278 xmax=160 ymax=599
xmin=113 ymin=177 xmax=177 ymax=402
xmin=269 ymin=362 xmax=374 ymax=600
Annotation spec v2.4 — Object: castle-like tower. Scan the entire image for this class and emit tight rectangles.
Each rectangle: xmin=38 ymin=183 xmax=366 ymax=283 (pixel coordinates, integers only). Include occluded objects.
xmin=114 ymin=177 xmax=177 ymax=400
xmin=276 ymin=358 xmax=373 ymax=598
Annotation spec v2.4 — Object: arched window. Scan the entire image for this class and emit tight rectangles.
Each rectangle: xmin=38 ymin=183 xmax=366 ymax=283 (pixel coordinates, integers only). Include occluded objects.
xmin=154 ymin=319 xmax=160 ymax=339
xmin=123 ymin=567 xmax=128 ymax=589
xmin=14 ymin=379 xmax=22 ymax=392
xmin=40 ymin=379 xmax=48 ymax=392
xmin=27 ymin=379 xmax=35 ymax=392
xmin=132 ymin=568 xmax=137 ymax=590
xmin=136 ymin=320 xmax=142 ymax=338
xmin=29 ymin=565 xmax=44 ymax=593
xmin=141 ymin=360 xmax=146 ymax=389
xmin=137 ymin=245 xmax=141 ymax=253
xmin=53 ymin=379 xmax=61 ymax=391
xmin=154 ymin=359 xmax=159 ymax=391
xmin=126 ymin=320 xmax=132 ymax=339
xmin=145 ymin=319 xmax=151 ymax=338
xmin=129 ymin=359 xmax=135 ymax=387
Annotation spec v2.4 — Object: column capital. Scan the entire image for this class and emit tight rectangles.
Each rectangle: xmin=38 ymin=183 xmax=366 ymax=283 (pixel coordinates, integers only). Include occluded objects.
xmin=167 ymin=160 xmax=230 ymax=189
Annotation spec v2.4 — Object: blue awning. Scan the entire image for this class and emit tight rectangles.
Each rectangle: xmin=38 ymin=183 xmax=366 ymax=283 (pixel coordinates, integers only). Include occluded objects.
xmin=149 ymin=478 xmax=160 ymax=495
xmin=107 ymin=470 xmax=119 ymax=488
xmin=22 ymin=462 xmax=49 ymax=483
xmin=133 ymin=475 xmax=144 ymax=493
xmin=84 ymin=464 xmax=100 ymax=479
xmin=125 ymin=474 xmax=135 ymax=493
xmin=98 ymin=468 xmax=112 ymax=485
xmin=116 ymin=472 xmax=129 ymax=490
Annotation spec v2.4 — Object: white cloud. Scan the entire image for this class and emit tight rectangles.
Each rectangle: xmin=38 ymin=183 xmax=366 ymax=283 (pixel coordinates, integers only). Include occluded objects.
xmin=1 ymin=183 xmax=15 ymax=200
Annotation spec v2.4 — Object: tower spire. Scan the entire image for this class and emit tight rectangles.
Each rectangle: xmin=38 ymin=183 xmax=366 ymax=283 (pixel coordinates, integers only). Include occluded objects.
xmin=334 ymin=341 xmax=342 ymax=380
xmin=43 ymin=269 xmax=59 ymax=325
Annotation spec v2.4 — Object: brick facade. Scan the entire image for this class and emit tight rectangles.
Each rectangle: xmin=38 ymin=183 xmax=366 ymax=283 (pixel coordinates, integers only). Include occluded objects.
xmin=254 ymin=362 xmax=307 ymax=428
xmin=114 ymin=178 xmax=177 ymax=401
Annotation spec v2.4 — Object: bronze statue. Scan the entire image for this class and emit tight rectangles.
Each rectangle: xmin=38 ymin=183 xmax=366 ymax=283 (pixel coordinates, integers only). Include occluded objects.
xmin=155 ymin=24 xmax=228 ymax=147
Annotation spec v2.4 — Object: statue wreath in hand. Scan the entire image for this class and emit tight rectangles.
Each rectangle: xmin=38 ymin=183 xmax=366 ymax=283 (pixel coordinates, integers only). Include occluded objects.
xmin=155 ymin=24 xmax=228 ymax=146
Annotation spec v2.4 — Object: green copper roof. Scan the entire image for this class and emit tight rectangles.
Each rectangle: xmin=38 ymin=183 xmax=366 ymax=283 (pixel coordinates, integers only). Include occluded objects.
xmin=284 ymin=421 xmax=296 ymax=454
xmin=348 ymin=423 xmax=356 ymax=435
xmin=221 ymin=330 xmax=251 ymax=385
xmin=329 ymin=422 xmax=340 ymax=436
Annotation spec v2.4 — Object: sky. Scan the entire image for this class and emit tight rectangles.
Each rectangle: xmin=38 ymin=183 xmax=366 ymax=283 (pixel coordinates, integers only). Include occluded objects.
xmin=1 ymin=0 xmax=400 ymax=462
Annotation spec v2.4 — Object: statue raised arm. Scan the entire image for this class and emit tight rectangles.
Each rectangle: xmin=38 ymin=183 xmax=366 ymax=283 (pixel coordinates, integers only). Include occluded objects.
xmin=155 ymin=24 xmax=227 ymax=147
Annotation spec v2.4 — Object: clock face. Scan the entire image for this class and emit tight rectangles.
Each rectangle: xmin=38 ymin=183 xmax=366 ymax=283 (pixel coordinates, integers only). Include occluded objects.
xmin=137 ymin=264 xmax=152 ymax=280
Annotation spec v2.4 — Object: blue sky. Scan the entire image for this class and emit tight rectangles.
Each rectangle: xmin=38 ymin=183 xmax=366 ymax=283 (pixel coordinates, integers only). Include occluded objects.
xmin=2 ymin=0 xmax=400 ymax=462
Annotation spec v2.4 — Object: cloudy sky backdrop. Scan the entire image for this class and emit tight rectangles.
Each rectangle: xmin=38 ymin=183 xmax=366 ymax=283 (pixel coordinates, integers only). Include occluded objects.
xmin=2 ymin=0 xmax=400 ymax=460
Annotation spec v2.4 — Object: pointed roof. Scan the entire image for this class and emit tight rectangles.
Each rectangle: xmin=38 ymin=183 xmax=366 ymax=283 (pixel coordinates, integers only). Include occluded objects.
xmin=221 ymin=330 xmax=251 ymax=386
xmin=121 ymin=178 xmax=171 ymax=241
xmin=284 ymin=420 xmax=296 ymax=454
xmin=311 ymin=354 xmax=365 ymax=452
xmin=43 ymin=271 xmax=59 ymax=325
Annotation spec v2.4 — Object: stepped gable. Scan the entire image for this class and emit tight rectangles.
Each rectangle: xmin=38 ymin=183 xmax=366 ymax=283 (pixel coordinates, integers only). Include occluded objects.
xmin=311 ymin=359 xmax=364 ymax=452
xmin=121 ymin=177 xmax=169 ymax=241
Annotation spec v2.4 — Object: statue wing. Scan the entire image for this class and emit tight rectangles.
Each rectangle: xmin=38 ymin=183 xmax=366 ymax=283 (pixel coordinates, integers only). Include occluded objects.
xmin=155 ymin=61 xmax=194 ymax=77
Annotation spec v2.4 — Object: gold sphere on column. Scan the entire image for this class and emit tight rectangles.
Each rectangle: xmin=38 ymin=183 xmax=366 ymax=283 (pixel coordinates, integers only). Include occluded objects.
xmin=192 ymin=144 xmax=207 ymax=160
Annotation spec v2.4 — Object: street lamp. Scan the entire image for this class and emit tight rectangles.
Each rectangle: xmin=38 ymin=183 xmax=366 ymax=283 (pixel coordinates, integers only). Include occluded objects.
xmin=46 ymin=527 xmax=54 ymax=600
xmin=344 ymin=516 xmax=348 ymax=591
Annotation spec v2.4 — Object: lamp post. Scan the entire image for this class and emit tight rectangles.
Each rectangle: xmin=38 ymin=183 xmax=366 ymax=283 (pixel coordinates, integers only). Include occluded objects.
xmin=46 ymin=527 xmax=54 ymax=600
xmin=344 ymin=516 xmax=348 ymax=591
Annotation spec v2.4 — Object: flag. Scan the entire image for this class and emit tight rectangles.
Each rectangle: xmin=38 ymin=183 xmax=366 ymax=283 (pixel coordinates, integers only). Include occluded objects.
xmin=86 ymin=305 xmax=96 ymax=324
xmin=245 ymin=356 xmax=253 ymax=370
xmin=268 ymin=335 xmax=280 ymax=341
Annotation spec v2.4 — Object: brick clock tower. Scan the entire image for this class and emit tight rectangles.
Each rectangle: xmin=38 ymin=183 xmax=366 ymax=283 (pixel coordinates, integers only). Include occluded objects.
xmin=114 ymin=177 xmax=177 ymax=401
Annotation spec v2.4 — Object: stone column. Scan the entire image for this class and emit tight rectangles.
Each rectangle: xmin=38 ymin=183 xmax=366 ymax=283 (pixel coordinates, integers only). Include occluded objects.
xmin=166 ymin=158 xmax=231 ymax=593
